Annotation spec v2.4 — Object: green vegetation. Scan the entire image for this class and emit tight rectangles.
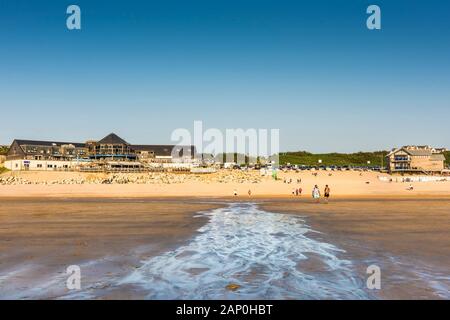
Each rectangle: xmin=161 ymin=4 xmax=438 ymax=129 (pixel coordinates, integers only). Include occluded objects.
xmin=279 ymin=151 xmax=389 ymax=167
xmin=0 ymin=146 xmax=8 ymax=155
xmin=210 ymin=151 xmax=390 ymax=167
xmin=0 ymin=166 xmax=9 ymax=174
xmin=444 ymin=151 xmax=450 ymax=167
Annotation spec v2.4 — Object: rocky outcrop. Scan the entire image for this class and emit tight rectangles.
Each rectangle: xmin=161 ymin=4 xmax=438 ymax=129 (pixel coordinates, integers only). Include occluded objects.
xmin=0 ymin=170 xmax=264 ymax=185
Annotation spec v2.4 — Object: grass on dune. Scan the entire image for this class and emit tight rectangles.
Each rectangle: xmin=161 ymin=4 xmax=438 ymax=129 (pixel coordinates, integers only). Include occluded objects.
xmin=279 ymin=151 xmax=389 ymax=167
xmin=280 ymin=150 xmax=449 ymax=167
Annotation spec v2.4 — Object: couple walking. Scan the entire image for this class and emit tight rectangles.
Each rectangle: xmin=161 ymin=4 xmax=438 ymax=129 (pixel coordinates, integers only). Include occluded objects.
xmin=312 ymin=185 xmax=330 ymax=203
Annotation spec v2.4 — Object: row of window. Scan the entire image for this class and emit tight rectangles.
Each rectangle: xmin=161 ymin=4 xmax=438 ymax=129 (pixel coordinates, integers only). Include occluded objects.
xmin=31 ymin=164 xmax=69 ymax=169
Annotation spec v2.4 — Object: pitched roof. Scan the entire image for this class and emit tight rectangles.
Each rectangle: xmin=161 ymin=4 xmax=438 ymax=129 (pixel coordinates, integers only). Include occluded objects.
xmin=405 ymin=149 xmax=432 ymax=156
xmin=386 ymin=148 xmax=402 ymax=157
xmin=97 ymin=133 xmax=129 ymax=145
xmin=387 ymin=147 xmax=434 ymax=157
xmin=14 ymin=139 xmax=85 ymax=148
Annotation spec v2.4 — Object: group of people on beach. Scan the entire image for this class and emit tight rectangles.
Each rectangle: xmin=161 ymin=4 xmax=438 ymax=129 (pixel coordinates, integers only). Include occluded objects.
xmin=284 ymin=178 xmax=302 ymax=184
xmin=233 ymin=184 xmax=331 ymax=203
xmin=312 ymin=184 xmax=331 ymax=203
xmin=291 ymin=187 xmax=303 ymax=196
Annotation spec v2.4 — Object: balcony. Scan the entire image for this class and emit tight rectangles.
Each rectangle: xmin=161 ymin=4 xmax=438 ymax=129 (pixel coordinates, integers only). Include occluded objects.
xmin=393 ymin=157 xmax=409 ymax=162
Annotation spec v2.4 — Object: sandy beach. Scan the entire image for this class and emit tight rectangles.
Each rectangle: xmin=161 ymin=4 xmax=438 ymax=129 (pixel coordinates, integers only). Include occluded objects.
xmin=1 ymin=170 xmax=449 ymax=299
xmin=0 ymin=198 xmax=221 ymax=299
xmin=1 ymin=170 xmax=449 ymax=198
xmin=0 ymin=195 xmax=449 ymax=299
xmin=261 ymin=198 xmax=450 ymax=299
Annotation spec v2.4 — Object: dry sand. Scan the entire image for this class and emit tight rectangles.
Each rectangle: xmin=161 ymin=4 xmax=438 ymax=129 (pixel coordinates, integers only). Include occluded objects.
xmin=1 ymin=170 xmax=449 ymax=198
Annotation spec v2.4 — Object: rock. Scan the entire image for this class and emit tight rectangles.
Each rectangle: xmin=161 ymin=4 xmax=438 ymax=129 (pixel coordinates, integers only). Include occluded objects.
xmin=225 ymin=283 xmax=241 ymax=291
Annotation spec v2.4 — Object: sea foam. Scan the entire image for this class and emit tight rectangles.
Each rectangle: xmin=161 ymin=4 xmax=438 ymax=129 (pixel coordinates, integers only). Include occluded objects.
xmin=119 ymin=203 xmax=369 ymax=299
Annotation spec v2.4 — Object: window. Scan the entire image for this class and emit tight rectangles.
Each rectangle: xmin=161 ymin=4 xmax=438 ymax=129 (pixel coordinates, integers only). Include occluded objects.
xmin=47 ymin=164 xmax=53 ymax=168
xmin=37 ymin=164 xmax=43 ymax=168
xmin=394 ymin=155 xmax=408 ymax=161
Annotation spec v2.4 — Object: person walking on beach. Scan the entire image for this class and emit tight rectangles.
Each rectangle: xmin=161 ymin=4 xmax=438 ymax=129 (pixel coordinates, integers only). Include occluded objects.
xmin=312 ymin=185 xmax=321 ymax=203
xmin=248 ymin=189 xmax=252 ymax=196
xmin=233 ymin=189 xmax=238 ymax=196
xmin=324 ymin=185 xmax=330 ymax=203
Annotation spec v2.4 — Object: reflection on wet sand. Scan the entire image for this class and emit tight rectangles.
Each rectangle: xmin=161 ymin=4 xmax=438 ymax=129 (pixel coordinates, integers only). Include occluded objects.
xmin=261 ymin=198 xmax=450 ymax=299
xmin=0 ymin=198 xmax=449 ymax=299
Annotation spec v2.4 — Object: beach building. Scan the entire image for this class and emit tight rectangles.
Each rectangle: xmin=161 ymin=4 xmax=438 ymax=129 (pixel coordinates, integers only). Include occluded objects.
xmin=386 ymin=146 xmax=446 ymax=174
xmin=4 ymin=133 xmax=197 ymax=171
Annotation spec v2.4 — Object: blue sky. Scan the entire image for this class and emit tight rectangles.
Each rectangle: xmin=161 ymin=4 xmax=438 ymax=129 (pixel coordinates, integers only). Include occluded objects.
xmin=0 ymin=0 xmax=449 ymax=152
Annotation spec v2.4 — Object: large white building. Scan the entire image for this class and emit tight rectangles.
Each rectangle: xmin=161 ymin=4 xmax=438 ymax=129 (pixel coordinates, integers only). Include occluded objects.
xmin=4 ymin=133 xmax=197 ymax=172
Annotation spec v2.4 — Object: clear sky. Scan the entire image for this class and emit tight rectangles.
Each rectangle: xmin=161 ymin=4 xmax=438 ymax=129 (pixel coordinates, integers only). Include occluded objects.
xmin=1 ymin=0 xmax=449 ymax=152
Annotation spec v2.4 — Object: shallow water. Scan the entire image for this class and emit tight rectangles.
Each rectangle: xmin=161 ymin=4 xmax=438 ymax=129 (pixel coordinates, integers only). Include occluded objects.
xmin=119 ymin=203 xmax=370 ymax=299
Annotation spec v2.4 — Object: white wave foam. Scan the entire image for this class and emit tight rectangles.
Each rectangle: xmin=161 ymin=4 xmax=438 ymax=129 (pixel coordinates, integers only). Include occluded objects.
xmin=119 ymin=203 xmax=369 ymax=299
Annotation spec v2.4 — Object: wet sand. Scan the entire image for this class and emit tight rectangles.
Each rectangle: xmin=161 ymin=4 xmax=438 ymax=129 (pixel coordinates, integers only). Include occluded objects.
xmin=261 ymin=198 xmax=450 ymax=299
xmin=1 ymin=197 xmax=449 ymax=299
xmin=0 ymin=198 xmax=221 ymax=299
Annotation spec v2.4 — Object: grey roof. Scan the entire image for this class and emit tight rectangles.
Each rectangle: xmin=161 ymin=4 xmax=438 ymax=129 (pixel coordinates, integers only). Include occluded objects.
xmin=430 ymin=154 xmax=446 ymax=161
xmin=10 ymin=136 xmax=197 ymax=158
xmin=387 ymin=147 xmax=434 ymax=157
xmin=405 ymin=149 xmax=432 ymax=156
xmin=97 ymin=133 xmax=129 ymax=145
xmin=14 ymin=139 xmax=85 ymax=148
xmin=132 ymin=145 xmax=196 ymax=157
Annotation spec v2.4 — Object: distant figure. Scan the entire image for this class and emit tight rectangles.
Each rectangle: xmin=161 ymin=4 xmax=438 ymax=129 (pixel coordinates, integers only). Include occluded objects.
xmin=312 ymin=185 xmax=321 ymax=203
xmin=299 ymin=187 xmax=303 ymax=196
xmin=407 ymin=184 xmax=414 ymax=191
xmin=233 ymin=189 xmax=238 ymax=196
xmin=295 ymin=188 xmax=299 ymax=196
xmin=324 ymin=185 xmax=330 ymax=203
xmin=248 ymin=189 xmax=252 ymax=196
xmin=292 ymin=188 xmax=296 ymax=195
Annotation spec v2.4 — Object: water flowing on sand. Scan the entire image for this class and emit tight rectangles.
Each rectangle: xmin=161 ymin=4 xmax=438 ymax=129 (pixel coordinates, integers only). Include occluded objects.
xmin=120 ymin=203 xmax=369 ymax=299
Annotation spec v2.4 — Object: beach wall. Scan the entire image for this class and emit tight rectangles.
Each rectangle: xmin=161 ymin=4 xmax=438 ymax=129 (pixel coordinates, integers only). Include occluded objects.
xmin=378 ymin=175 xmax=450 ymax=183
